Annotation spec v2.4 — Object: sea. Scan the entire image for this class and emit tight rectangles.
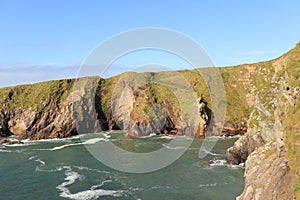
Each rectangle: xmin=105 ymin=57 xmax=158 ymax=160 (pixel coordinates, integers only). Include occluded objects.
xmin=0 ymin=131 xmax=244 ymax=200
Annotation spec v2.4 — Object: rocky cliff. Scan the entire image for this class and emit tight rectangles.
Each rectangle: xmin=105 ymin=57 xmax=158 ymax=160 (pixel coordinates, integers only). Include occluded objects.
xmin=226 ymin=42 xmax=300 ymax=199
xmin=0 ymin=74 xmax=214 ymax=139
xmin=236 ymin=141 xmax=295 ymax=200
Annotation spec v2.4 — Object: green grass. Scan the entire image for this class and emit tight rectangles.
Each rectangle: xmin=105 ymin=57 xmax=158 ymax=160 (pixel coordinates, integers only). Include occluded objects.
xmin=0 ymin=79 xmax=74 ymax=112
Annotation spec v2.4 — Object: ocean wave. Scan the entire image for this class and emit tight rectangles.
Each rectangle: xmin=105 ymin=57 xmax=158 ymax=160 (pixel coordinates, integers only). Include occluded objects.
xmin=57 ymin=167 xmax=123 ymax=200
xmin=0 ymin=148 xmax=13 ymax=153
xmin=198 ymin=183 xmax=217 ymax=188
xmin=51 ymin=143 xmax=81 ymax=151
xmin=2 ymin=142 xmax=35 ymax=147
xmin=157 ymin=135 xmax=173 ymax=139
xmin=162 ymin=144 xmax=187 ymax=150
xmin=0 ymin=148 xmax=23 ymax=153
xmin=208 ymin=158 xmax=245 ymax=169
xmin=90 ymin=180 xmax=112 ymax=190
xmin=102 ymin=133 xmax=111 ymax=139
xmin=206 ymin=135 xmax=240 ymax=141
xmin=73 ymin=166 xmax=110 ymax=174
xmin=174 ymin=135 xmax=194 ymax=140
xmin=35 ymin=137 xmax=108 ymax=151
xmin=82 ymin=138 xmax=109 ymax=145
xmin=59 ymin=188 xmax=123 ymax=200
xmin=209 ymin=159 xmax=227 ymax=167
xmin=201 ymin=149 xmax=222 ymax=156
xmin=229 ymin=163 xmax=245 ymax=168
xmin=139 ymin=133 xmax=157 ymax=139
xmin=150 ymin=185 xmax=171 ymax=190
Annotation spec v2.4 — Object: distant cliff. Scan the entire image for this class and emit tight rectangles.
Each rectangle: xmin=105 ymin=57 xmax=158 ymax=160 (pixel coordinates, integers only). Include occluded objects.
xmin=0 ymin=67 xmax=251 ymax=139
xmin=0 ymin=43 xmax=299 ymax=199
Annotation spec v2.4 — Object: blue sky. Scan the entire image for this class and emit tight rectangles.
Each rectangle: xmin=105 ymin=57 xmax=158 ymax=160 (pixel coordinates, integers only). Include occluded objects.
xmin=0 ymin=0 xmax=300 ymax=87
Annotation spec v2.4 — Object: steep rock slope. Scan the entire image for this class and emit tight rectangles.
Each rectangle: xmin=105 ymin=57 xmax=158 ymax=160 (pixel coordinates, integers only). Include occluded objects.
xmin=237 ymin=141 xmax=295 ymax=200
xmin=227 ymin=42 xmax=300 ymax=199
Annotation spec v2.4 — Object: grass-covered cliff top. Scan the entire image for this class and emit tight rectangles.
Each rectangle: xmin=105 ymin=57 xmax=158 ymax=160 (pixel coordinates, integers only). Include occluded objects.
xmin=0 ymin=79 xmax=75 ymax=112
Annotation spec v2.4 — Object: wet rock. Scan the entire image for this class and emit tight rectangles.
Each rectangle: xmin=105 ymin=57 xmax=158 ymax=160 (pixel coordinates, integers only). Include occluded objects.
xmin=0 ymin=139 xmax=23 ymax=145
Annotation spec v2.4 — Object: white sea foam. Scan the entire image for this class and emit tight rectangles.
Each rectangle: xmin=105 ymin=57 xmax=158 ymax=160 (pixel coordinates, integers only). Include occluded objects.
xmin=208 ymin=159 xmax=245 ymax=168
xmin=28 ymin=156 xmax=37 ymax=160
xmin=102 ymin=133 xmax=111 ymax=139
xmin=162 ymin=144 xmax=187 ymax=150
xmin=206 ymin=135 xmax=240 ymax=141
xmin=59 ymin=188 xmax=123 ymax=200
xmin=0 ymin=148 xmax=23 ymax=153
xmin=140 ymin=133 xmax=157 ymax=138
xmin=73 ymin=166 xmax=110 ymax=174
xmin=151 ymin=185 xmax=171 ymax=189
xmin=229 ymin=162 xmax=245 ymax=168
xmin=158 ymin=135 xmax=173 ymax=139
xmin=174 ymin=135 xmax=194 ymax=140
xmin=198 ymin=183 xmax=217 ymax=187
xmin=2 ymin=142 xmax=34 ymax=147
xmin=48 ymin=138 xmax=108 ymax=151
xmin=90 ymin=180 xmax=112 ymax=190
xmin=83 ymin=138 xmax=108 ymax=145
xmin=0 ymin=149 xmax=13 ymax=153
xmin=51 ymin=143 xmax=81 ymax=151
xmin=57 ymin=167 xmax=123 ymax=200
xmin=35 ymin=158 xmax=46 ymax=166
xmin=202 ymin=149 xmax=222 ymax=156
xmin=209 ymin=159 xmax=227 ymax=167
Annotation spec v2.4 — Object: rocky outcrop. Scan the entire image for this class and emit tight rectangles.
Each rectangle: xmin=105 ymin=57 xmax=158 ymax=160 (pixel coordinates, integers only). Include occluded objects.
xmin=226 ymin=120 xmax=275 ymax=165
xmin=6 ymin=97 xmax=77 ymax=140
xmin=101 ymin=72 xmax=214 ymax=138
xmin=237 ymin=141 xmax=295 ymax=200
xmin=226 ymin=50 xmax=300 ymax=198
xmin=0 ymin=109 xmax=12 ymax=137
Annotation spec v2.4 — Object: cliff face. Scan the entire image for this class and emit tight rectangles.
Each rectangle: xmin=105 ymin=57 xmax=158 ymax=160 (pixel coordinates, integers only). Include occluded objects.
xmin=0 ymin=80 xmax=77 ymax=139
xmin=0 ymin=75 xmax=213 ymax=139
xmin=237 ymin=141 xmax=295 ymax=200
xmin=226 ymin=42 xmax=300 ymax=199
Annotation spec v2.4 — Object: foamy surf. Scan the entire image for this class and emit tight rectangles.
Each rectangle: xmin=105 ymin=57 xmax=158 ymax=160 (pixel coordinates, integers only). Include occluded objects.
xmin=35 ymin=137 xmax=108 ymax=151
xmin=209 ymin=159 xmax=227 ymax=166
xmin=201 ymin=149 xmax=222 ymax=156
xmin=57 ymin=167 xmax=123 ymax=200
xmin=139 ymin=133 xmax=157 ymax=138
xmin=162 ymin=143 xmax=187 ymax=150
xmin=198 ymin=183 xmax=217 ymax=187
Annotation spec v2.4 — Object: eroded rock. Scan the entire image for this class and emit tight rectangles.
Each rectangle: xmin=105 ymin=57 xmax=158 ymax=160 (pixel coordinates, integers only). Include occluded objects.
xmin=237 ymin=141 xmax=295 ymax=200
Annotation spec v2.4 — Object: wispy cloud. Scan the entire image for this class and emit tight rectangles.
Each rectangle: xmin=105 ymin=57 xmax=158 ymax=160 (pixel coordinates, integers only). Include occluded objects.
xmin=0 ymin=63 xmax=131 ymax=88
xmin=0 ymin=63 xmax=80 ymax=88
xmin=229 ymin=49 xmax=281 ymax=65
xmin=232 ymin=57 xmax=257 ymax=61
xmin=239 ymin=50 xmax=280 ymax=56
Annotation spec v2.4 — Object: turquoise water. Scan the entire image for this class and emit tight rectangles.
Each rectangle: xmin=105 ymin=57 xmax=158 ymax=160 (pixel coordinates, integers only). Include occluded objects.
xmin=0 ymin=131 xmax=244 ymax=200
